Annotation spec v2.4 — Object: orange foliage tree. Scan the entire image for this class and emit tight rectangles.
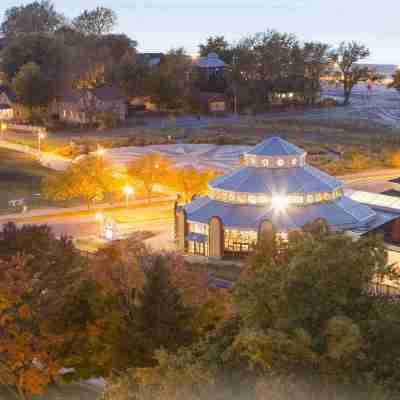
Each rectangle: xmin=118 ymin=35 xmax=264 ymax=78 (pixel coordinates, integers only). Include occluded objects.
xmin=0 ymin=223 xmax=95 ymax=399
xmin=127 ymin=153 xmax=172 ymax=202
xmin=167 ymin=167 xmax=218 ymax=203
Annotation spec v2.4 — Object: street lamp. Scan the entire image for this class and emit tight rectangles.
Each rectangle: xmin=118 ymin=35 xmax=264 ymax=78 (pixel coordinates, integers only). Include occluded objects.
xmin=96 ymin=145 xmax=105 ymax=157
xmin=123 ymin=185 xmax=134 ymax=208
xmin=37 ymin=130 xmax=46 ymax=156
xmin=0 ymin=122 xmax=7 ymax=139
xmin=95 ymin=212 xmax=104 ymax=237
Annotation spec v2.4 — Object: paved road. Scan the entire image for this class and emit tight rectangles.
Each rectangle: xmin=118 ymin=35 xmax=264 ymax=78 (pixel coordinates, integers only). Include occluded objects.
xmin=3 ymin=203 xmax=175 ymax=245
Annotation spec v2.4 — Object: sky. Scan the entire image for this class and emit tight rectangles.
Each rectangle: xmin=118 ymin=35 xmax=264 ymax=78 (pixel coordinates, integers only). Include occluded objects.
xmin=1 ymin=0 xmax=400 ymax=65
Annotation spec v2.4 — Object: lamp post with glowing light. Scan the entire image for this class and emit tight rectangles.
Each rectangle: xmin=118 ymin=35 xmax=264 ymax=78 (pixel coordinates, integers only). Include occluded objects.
xmin=37 ymin=129 xmax=46 ymax=156
xmin=95 ymin=212 xmax=104 ymax=237
xmin=0 ymin=122 xmax=7 ymax=139
xmin=96 ymin=145 xmax=105 ymax=157
xmin=123 ymin=185 xmax=134 ymax=208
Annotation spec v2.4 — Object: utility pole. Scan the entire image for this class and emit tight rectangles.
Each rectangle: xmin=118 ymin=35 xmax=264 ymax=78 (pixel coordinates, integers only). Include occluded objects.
xmin=232 ymin=54 xmax=239 ymax=116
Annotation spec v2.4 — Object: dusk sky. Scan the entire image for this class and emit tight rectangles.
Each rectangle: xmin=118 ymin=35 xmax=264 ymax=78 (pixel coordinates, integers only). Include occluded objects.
xmin=2 ymin=0 xmax=400 ymax=65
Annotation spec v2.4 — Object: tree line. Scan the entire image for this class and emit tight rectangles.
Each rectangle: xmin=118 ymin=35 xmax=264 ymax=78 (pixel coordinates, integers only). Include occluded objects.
xmin=1 ymin=221 xmax=400 ymax=399
xmin=41 ymin=152 xmax=216 ymax=207
xmin=0 ymin=1 xmax=377 ymax=124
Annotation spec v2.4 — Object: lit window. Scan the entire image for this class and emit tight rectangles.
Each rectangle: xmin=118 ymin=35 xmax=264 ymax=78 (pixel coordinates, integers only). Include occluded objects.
xmin=248 ymin=195 xmax=258 ymax=204
xmin=307 ymin=194 xmax=314 ymax=203
xmin=292 ymin=158 xmax=298 ymax=166
xmin=277 ymin=159 xmax=285 ymax=167
xmin=262 ymin=159 xmax=269 ymax=167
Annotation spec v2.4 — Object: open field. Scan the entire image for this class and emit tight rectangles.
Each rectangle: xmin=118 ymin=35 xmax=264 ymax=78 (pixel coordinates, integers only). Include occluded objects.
xmin=0 ymin=148 xmax=56 ymax=211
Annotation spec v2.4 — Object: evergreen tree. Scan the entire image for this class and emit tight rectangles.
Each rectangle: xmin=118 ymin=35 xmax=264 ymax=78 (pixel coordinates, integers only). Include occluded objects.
xmin=130 ymin=256 xmax=194 ymax=366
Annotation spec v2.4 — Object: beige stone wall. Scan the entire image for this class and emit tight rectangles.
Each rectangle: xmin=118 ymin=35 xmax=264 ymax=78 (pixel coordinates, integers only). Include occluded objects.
xmin=209 ymin=217 xmax=224 ymax=259
xmin=175 ymin=209 xmax=187 ymax=252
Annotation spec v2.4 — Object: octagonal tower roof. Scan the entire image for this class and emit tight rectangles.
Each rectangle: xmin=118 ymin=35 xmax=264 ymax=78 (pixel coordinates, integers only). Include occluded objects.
xmin=247 ymin=136 xmax=306 ymax=157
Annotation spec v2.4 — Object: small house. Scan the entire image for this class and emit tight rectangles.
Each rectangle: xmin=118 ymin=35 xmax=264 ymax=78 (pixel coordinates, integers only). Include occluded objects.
xmin=0 ymin=85 xmax=16 ymax=120
xmin=56 ymin=85 xmax=127 ymax=125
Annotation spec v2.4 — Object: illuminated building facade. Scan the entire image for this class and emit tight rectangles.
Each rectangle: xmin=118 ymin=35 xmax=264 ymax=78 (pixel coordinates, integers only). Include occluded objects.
xmin=175 ymin=137 xmax=400 ymax=259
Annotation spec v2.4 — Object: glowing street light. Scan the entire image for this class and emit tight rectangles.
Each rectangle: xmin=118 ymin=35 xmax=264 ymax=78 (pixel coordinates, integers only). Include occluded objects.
xmin=95 ymin=212 xmax=104 ymax=236
xmin=96 ymin=145 xmax=105 ymax=157
xmin=271 ymin=195 xmax=289 ymax=213
xmin=0 ymin=122 xmax=7 ymax=139
xmin=123 ymin=185 xmax=134 ymax=208
xmin=37 ymin=129 xmax=46 ymax=155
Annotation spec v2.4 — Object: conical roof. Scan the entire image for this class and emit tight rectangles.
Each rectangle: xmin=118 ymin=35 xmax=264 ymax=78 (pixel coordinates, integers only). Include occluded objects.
xmin=209 ymin=165 xmax=341 ymax=194
xmin=246 ymin=137 xmax=306 ymax=157
xmin=183 ymin=136 xmax=378 ymax=233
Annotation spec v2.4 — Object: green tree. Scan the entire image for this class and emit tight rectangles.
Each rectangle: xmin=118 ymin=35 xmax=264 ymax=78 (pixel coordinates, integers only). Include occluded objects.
xmin=1 ymin=1 xmax=64 ymax=37
xmin=389 ymin=69 xmax=400 ymax=92
xmin=72 ymin=7 xmax=117 ymax=36
xmin=1 ymin=33 xmax=69 ymax=80
xmin=331 ymin=41 xmax=371 ymax=105
xmin=199 ymin=36 xmax=233 ymax=63
xmin=42 ymin=155 xmax=122 ymax=209
xmin=12 ymin=62 xmax=52 ymax=110
xmin=129 ymin=256 xmax=195 ymax=367
xmin=148 ymin=48 xmax=192 ymax=110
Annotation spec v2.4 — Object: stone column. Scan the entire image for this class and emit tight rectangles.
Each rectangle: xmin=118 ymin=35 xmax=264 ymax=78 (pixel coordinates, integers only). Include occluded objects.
xmin=209 ymin=216 xmax=224 ymax=259
xmin=391 ymin=218 xmax=400 ymax=243
xmin=258 ymin=219 xmax=275 ymax=245
xmin=175 ymin=207 xmax=187 ymax=252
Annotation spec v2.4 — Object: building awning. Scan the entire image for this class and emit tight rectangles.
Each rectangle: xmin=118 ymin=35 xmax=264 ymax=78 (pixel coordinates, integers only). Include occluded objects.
xmin=187 ymin=233 xmax=208 ymax=243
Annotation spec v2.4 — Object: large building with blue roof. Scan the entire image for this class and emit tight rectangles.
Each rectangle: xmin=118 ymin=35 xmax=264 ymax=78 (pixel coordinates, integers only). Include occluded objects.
xmin=175 ymin=137 xmax=400 ymax=259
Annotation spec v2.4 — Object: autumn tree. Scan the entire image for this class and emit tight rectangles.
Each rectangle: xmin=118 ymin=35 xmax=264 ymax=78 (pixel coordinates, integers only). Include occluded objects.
xmin=0 ymin=223 xmax=89 ymax=399
xmin=128 ymin=152 xmax=172 ymax=202
xmin=72 ymin=7 xmax=117 ymax=36
xmin=147 ymin=49 xmax=192 ymax=110
xmin=331 ymin=41 xmax=372 ymax=105
xmin=168 ymin=167 xmax=217 ymax=203
xmin=42 ymin=155 xmax=122 ymax=208
xmin=1 ymin=1 xmax=64 ymax=38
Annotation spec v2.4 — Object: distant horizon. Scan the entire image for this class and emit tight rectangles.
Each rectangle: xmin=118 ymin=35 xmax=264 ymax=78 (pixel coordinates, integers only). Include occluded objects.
xmin=1 ymin=0 xmax=400 ymax=65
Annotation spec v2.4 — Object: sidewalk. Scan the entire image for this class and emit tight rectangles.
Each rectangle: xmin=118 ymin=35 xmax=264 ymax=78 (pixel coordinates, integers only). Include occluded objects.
xmin=0 ymin=195 xmax=176 ymax=223
xmin=0 ymin=139 xmax=71 ymax=171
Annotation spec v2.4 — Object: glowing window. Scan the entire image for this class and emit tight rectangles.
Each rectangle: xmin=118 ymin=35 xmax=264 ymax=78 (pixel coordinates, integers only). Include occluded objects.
xmin=292 ymin=158 xmax=298 ymax=166
xmin=262 ymin=159 xmax=269 ymax=167
xmin=277 ymin=159 xmax=285 ymax=167
xmin=307 ymin=194 xmax=314 ymax=203
xmin=248 ymin=195 xmax=258 ymax=204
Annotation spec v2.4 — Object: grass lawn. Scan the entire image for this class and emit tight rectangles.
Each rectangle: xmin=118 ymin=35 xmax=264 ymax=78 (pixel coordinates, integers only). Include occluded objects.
xmin=0 ymin=148 xmax=56 ymax=211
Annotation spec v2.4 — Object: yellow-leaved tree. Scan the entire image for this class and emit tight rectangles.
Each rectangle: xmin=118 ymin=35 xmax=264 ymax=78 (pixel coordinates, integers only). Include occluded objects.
xmin=167 ymin=167 xmax=217 ymax=203
xmin=127 ymin=153 xmax=172 ymax=202
xmin=42 ymin=155 xmax=123 ymax=209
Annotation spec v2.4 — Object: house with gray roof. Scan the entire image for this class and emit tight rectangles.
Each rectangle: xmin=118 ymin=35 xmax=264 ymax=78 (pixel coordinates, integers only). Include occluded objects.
xmin=55 ymin=85 xmax=127 ymax=125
